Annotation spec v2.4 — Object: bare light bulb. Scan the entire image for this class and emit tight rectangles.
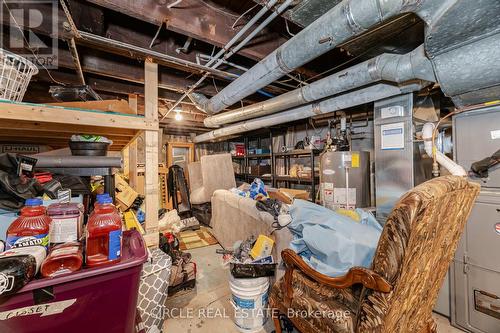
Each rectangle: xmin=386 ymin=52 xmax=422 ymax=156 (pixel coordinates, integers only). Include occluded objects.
xmin=174 ymin=110 xmax=183 ymax=121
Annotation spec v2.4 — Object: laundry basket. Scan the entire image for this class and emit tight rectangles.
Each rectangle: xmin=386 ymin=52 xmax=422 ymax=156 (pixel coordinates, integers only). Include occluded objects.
xmin=0 ymin=49 xmax=38 ymax=102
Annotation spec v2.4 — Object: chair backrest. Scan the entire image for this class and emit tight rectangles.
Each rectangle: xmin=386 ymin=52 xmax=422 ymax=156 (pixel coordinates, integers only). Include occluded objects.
xmin=200 ymin=153 xmax=236 ymax=197
xmin=356 ymin=176 xmax=480 ymax=332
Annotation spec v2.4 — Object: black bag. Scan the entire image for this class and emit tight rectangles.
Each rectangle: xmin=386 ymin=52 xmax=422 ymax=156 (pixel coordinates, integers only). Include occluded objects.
xmin=0 ymin=153 xmax=42 ymax=210
xmin=167 ymin=165 xmax=192 ymax=215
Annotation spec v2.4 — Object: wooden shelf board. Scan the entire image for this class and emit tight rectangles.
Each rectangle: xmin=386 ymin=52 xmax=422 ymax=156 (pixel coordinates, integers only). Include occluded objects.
xmin=274 ymin=149 xmax=322 ymax=157
xmin=0 ymin=100 xmax=156 ymax=131
xmin=0 ymin=100 xmax=158 ymax=151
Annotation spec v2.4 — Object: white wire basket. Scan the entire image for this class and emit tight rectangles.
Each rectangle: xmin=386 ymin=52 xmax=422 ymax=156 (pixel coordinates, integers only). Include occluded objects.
xmin=0 ymin=49 xmax=38 ymax=102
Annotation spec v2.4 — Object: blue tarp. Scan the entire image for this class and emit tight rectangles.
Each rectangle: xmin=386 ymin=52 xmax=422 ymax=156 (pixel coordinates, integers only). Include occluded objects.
xmin=288 ymin=200 xmax=383 ymax=277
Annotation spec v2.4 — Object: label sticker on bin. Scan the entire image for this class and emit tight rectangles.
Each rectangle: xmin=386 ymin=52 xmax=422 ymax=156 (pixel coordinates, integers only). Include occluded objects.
xmin=0 ymin=299 xmax=76 ymax=320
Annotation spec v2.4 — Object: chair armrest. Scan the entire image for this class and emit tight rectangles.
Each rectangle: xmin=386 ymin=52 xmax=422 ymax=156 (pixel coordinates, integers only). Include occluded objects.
xmin=281 ymin=249 xmax=392 ymax=297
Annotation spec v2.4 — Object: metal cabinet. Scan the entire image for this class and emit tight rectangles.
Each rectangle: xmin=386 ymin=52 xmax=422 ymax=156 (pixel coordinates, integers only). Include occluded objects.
xmin=451 ymin=106 xmax=500 ymax=333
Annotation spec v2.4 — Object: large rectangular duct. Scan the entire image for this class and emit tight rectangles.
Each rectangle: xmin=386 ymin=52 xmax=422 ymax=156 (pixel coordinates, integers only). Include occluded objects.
xmin=425 ymin=0 xmax=500 ymax=107
xmin=374 ymin=93 xmax=427 ymax=222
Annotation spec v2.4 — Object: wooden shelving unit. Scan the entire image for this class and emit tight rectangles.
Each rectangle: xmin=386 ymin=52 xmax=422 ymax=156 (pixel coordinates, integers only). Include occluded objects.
xmin=0 ymin=100 xmax=155 ymax=151
xmin=0 ymin=60 xmax=161 ymax=247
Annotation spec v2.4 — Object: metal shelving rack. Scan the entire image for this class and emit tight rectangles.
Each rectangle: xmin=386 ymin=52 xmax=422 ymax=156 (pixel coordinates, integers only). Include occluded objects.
xmin=228 ymin=130 xmax=320 ymax=201
xmin=273 ymin=148 xmax=321 ymax=201
xmin=231 ymin=131 xmax=274 ymax=184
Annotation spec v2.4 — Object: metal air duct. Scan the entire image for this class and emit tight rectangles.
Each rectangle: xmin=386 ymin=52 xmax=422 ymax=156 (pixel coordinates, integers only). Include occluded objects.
xmin=203 ymin=45 xmax=435 ymax=127
xmin=195 ymin=0 xmax=445 ymax=114
xmin=194 ymin=82 xmax=427 ymax=143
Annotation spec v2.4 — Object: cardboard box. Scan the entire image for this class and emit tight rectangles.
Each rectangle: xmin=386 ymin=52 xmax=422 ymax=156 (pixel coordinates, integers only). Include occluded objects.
xmin=115 ymin=173 xmax=139 ymax=211
xmin=249 ymin=165 xmax=271 ymax=176
xmin=268 ymin=188 xmax=309 ymax=204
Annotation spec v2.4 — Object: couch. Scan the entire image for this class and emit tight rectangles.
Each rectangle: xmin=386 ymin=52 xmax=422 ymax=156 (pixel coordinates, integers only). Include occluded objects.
xmin=188 ymin=153 xmax=236 ymax=205
xmin=211 ymin=189 xmax=293 ymax=279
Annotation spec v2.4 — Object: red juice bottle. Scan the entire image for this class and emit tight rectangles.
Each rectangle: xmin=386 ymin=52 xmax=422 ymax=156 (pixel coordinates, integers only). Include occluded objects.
xmin=41 ymin=242 xmax=83 ymax=277
xmin=6 ymin=198 xmax=51 ymax=252
xmin=86 ymin=195 xmax=122 ymax=267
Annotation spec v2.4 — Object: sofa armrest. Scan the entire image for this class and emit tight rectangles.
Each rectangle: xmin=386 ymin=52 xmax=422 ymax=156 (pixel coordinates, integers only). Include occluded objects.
xmin=281 ymin=249 xmax=391 ymax=303
xmin=211 ymin=190 xmax=274 ymax=249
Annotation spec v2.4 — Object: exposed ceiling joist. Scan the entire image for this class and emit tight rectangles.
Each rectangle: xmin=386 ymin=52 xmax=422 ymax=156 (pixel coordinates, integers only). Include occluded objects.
xmin=86 ymin=0 xmax=287 ymax=61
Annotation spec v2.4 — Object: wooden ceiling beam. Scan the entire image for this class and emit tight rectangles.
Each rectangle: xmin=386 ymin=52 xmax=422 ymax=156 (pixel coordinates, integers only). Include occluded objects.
xmin=87 ymin=0 xmax=287 ymax=61
xmin=31 ymin=71 xmax=196 ymax=104
xmin=0 ymin=35 xmax=222 ymax=97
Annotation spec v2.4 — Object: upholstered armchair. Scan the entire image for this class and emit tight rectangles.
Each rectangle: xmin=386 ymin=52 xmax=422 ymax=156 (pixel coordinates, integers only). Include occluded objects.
xmin=270 ymin=176 xmax=480 ymax=333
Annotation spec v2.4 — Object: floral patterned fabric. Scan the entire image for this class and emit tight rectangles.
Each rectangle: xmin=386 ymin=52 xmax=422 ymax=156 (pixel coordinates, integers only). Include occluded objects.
xmin=270 ymin=176 xmax=480 ymax=333
xmin=271 ymin=270 xmax=361 ymax=333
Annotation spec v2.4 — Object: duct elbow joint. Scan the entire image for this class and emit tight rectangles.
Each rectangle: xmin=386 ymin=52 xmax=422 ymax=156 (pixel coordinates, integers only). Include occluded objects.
xmin=187 ymin=92 xmax=212 ymax=114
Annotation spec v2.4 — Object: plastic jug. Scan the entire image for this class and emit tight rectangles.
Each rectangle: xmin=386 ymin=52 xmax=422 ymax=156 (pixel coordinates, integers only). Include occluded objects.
xmin=41 ymin=242 xmax=83 ymax=277
xmin=47 ymin=203 xmax=83 ymax=244
xmin=6 ymin=198 xmax=51 ymax=251
xmin=86 ymin=196 xmax=122 ymax=267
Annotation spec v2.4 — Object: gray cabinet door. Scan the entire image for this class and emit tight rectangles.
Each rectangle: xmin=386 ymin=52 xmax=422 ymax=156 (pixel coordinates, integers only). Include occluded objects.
xmin=454 ymin=107 xmax=500 ymax=189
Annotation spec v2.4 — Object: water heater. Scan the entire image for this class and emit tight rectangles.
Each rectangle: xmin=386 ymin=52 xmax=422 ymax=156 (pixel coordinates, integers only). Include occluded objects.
xmin=319 ymin=151 xmax=370 ymax=210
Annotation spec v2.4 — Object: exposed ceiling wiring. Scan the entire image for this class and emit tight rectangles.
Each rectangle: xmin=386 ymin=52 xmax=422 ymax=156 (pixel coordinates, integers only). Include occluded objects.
xmin=232 ymin=4 xmax=259 ymax=29
xmin=284 ymin=18 xmax=295 ymax=37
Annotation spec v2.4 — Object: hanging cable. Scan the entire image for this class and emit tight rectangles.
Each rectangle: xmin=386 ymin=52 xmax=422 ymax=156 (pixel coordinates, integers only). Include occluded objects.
xmin=232 ymin=4 xmax=259 ymax=29
xmin=149 ymin=22 xmax=164 ymax=49
xmin=284 ymin=18 xmax=295 ymax=37
xmin=3 ymin=0 xmax=67 ymax=85
xmin=59 ymin=0 xmax=82 ymax=39
xmin=199 ymin=0 xmax=239 ymax=18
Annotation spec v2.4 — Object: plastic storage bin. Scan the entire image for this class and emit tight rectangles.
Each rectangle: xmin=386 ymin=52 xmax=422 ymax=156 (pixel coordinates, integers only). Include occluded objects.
xmin=0 ymin=230 xmax=147 ymax=333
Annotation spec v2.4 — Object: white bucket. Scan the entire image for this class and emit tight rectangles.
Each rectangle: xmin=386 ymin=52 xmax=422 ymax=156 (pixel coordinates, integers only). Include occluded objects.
xmin=229 ymin=275 xmax=270 ymax=333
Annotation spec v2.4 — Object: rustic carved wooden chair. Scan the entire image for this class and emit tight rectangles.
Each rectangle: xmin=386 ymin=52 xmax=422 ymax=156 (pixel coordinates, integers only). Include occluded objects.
xmin=270 ymin=176 xmax=480 ymax=333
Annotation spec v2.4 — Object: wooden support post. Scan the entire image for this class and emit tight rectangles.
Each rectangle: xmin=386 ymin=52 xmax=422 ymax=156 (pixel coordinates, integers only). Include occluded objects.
xmin=128 ymin=94 xmax=139 ymax=190
xmin=144 ymin=60 xmax=159 ymax=247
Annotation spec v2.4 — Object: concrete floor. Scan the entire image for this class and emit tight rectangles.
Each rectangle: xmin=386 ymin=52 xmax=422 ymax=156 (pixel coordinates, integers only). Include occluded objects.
xmin=163 ymin=244 xmax=465 ymax=333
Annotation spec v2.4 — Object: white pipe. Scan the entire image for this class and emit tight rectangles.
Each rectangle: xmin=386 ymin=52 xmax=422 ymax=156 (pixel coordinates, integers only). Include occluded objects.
xmin=203 ymin=45 xmax=434 ymax=127
xmin=167 ymin=0 xmax=182 ymax=9
xmin=202 ymin=0 xmax=450 ymax=114
xmin=422 ymin=123 xmax=466 ymax=176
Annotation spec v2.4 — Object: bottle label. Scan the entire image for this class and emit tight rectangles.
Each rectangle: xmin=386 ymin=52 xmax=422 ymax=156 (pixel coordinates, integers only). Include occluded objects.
xmin=6 ymin=234 xmax=49 ymax=252
xmin=50 ymin=216 xmax=79 ymax=243
xmin=108 ymin=230 xmax=122 ymax=261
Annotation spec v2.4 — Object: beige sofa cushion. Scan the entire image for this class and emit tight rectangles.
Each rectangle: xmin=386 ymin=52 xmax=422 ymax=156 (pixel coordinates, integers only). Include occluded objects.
xmin=210 ymin=189 xmax=293 ymax=280
xmin=187 ymin=153 xmax=236 ymax=205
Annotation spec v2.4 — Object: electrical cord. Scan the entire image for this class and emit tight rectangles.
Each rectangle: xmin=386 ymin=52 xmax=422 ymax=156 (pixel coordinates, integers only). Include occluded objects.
xmin=232 ymin=4 xmax=259 ymax=29
xmin=200 ymin=0 xmax=239 ymax=18
xmin=2 ymin=0 xmax=67 ymax=86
